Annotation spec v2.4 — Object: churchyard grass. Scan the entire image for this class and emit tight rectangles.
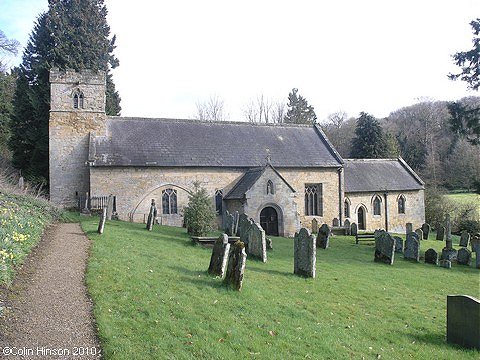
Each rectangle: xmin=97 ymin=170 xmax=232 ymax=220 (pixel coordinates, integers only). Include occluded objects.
xmin=445 ymin=192 xmax=480 ymax=218
xmin=83 ymin=218 xmax=479 ymax=359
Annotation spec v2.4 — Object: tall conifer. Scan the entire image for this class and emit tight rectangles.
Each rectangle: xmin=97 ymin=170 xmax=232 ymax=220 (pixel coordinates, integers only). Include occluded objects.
xmin=350 ymin=112 xmax=388 ymax=158
xmin=284 ymin=88 xmax=317 ymax=124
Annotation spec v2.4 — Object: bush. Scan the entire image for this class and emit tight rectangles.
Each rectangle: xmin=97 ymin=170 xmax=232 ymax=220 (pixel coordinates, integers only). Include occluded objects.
xmin=457 ymin=219 xmax=480 ymax=234
xmin=424 ymin=188 xmax=454 ymax=230
xmin=183 ymin=182 xmax=216 ymax=237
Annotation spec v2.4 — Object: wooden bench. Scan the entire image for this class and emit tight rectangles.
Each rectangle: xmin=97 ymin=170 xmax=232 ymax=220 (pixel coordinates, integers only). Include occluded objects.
xmin=355 ymin=233 xmax=376 ymax=245
xmin=191 ymin=236 xmax=240 ymax=245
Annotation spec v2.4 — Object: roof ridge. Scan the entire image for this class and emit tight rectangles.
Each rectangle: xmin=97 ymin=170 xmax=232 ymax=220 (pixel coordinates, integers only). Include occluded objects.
xmin=343 ymin=158 xmax=399 ymax=162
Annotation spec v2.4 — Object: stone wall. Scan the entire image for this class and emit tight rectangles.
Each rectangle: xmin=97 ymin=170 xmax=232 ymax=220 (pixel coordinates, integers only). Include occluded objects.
xmin=49 ymin=69 xmax=107 ymax=207
xmin=345 ymin=190 xmax=425 ymax=233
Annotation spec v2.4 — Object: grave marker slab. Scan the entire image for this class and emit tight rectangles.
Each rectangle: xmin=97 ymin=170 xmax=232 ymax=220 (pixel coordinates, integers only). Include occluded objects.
xmin=294 ymin=228 xmax=316 ymax=278
xmin=447 ymin=295 xmax=480 ymax=350
xmin=224 ymin=211 xmax=235 ymax=236
xmin=374 ymin=231 xmax=395 ymax=265
xmin=471 ymin=234 xmax=480 ymax=269
xmin=393 ymin=236 xmax=404 ymax=253
xmin=246 ymin=222 xmax=267 ymax=262
xmin=457 ymin=248 xmax=472 ymax=266
xmin=106 ymin=194 xmax=114 ymax=220
xmin=404 ymin=232 xmax=420 ymax=262
xmin=421 ymin=223 xmax=430 ymax=239
xmin=332 ymin=218 xmax=339 ymax=227
xmin=316 ymin=224 xmax=330 ymax=249
xmin=344 ymin=219 xmax=351 ymax=235
xmin=223 ymin=241 xmax=247 ymax=291
xmin=312 ymin=218 xmax=319 ymax=234
xmin=208 ymin=234 xmax=231 ymax=278
xmin=424 ymin=248 xmax=438 ymax=265
xmin=406 ymin=222 xmax=413 ymax=234
xmin=415 ymin=228 xmax=423 ymax=241
xmin=97 ymin=207 xmax=107 ymax=234
xmin=436 ymin=226 xmax=445 ymax=241
xmin=351 ymin=223 xmax=358 ymax=237
xmin=459 ymin=231 xmax=470 ymax=247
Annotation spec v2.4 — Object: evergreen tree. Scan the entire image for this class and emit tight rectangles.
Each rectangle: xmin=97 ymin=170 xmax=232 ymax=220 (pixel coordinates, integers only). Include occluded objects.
xmin=10 ymin=0 xmax=120 ymax=182
xmin=350 ymin=112 xmax=388 ymax=158
xmin=284 ymin=88 xmax=317 ymax=124
xmin=183 ymin=182 xmax=216 ymax=237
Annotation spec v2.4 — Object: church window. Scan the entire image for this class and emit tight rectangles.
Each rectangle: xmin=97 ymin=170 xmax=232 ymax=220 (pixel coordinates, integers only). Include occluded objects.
xmin=373 ymin=195 xmax=382 ymax=216
xmin=215 ymin=189 xmax=223 ymax=214
xmin=162 ymin=188 xmax=177 ymax=214
xmin=344 ymin=198 xmax=350 ymax=218
xmin=267 ymin=180 xmax=274 ymax=195
xmin=73 ymin=90 xmax=84 ymax=109
xmin=305 ymin=184 xmax=323 ymax=216
xmin=398 ymin=195 xmax=406 ymax=214
xmin=73 ymin=94 xmax=79 ymax=109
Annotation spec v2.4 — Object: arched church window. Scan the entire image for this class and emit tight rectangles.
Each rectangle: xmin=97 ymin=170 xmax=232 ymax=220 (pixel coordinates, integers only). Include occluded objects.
xmin=73 ymin=90 xmax=84 ymax=109
xmin=398 ymin=195 xmax=406 ymax=214
xmin=305 ymin=184 xmax=323 ymax=216
xmin=267 ymin=180 xmax=274 ymax=195
xmin=73 ymin=93 xmax=79 ymax=109
xmin=162 ymin=188 xmax=177 ymax=214
xmin=215 ymin=189 xmax=223 ymax=214
xmin=79 ymin=92 xmax=84 ymax=108
xmin=373 ymin=195 xmax=382 ymax=216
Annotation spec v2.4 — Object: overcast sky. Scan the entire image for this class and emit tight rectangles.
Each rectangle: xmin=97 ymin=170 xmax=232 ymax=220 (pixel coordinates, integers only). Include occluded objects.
xmin=1 ymin=0 xmax=479 ymax=122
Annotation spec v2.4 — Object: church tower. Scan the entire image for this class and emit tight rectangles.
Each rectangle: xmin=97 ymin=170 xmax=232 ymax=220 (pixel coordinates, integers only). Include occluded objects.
xmin=49 ymin=68 xmax=107 ymax=207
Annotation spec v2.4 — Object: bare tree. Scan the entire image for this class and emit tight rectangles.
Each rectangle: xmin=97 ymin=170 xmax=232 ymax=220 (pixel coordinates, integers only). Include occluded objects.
xmin=0 ymin=30 xmax=19 ymax=72
xmin=195 ymin=95 xmax=227 ymax=121
xmin=270 ymin=101 xmax=286 ymax=123
xmin=243 ymin=95 xmax=286 ymax=123
xmin=320 ymin=111 xmax=355 ymax=157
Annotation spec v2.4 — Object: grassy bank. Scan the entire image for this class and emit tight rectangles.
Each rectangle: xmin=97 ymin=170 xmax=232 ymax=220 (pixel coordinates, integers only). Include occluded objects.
xmin=83 ymin=218 xmax=478 ymax=360
xmin=445 ymin=193 xmax=480 ymax=219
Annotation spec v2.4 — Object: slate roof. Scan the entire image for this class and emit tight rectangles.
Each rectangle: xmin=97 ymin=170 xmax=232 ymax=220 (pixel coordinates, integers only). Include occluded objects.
xmin=90 ymin=117 xmax=343 ymax=168
xmin=343 ymin=158 xmax=424 ymax=193
xmin=224 ymin=164 xmax=296 ymax=200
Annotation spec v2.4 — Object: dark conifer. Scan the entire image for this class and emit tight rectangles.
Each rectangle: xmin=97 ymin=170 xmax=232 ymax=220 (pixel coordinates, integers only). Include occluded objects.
xmin=284 ymin=88 xmax=317 ymax=124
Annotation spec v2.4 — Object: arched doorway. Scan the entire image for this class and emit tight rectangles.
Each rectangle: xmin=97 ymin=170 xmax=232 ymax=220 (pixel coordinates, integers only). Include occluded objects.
xmin=260 ymin=206 xmax=279 ymax=236
xmin=357 ymin=206 xmax=366 ymax=230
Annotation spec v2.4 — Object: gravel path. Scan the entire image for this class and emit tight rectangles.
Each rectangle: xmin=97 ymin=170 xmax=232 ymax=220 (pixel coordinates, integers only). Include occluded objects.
xmin=0 ymin=223 xmax=101 ymax=360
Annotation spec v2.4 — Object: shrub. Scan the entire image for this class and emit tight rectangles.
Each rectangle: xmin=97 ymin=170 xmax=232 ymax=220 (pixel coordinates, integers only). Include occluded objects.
xmin=183 ymin=182 xmax=216 ymax=237
xmin=424 ymin=188 xmax=454 ymax=230
xmin=457 ymin=219 xmax=480 ymax=234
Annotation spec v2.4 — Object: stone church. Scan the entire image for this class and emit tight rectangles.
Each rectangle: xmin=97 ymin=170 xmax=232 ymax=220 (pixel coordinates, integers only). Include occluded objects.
xmin=49 ymin=69 xmax=425 ymax=236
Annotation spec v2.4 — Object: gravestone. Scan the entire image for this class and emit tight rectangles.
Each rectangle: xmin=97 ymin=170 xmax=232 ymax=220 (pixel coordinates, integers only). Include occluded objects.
xmin=246 ymin=222 xmax=267 ymax=262
xmin=294 ymin=228 xmax=316 ymax=278
xmin=404 ymin=232 xmax=420 ymax=262
xmin=344 ymin=219 xmax=351 ymax=235
xmin=224 ymin=211 xmax=235 ymax=236
xmin=421 ymin=223 xmax=430 ymax=240
xmin=406 ymin=222 xmax=413 ymax=234
xmin=351 ymin=223 xmax=358 ymax=237
xmin=81 ymin=191 xmax=91 ymax=215
xmin=146 ymin=199 xmax=156 ymax=231
xmin=436 ymin=226 xmax=445 ymax=241
xmin=233 ymin=211 xmax=240 ymax=236
xmin=393 ymin=236 xmax=404 ymax=253
xmin=223 ymin=241 xmax=247 ymax=291
xmin=316 ymin=224 xmax=330 ymax=249
xmin=106 ymin=194 xmax=114 ymax=220
xmin=97 ymin=207 xmax=107 ymax=234
xmin=266 ymin=238 xmax=273 ymax=250
xmin=238 ymin=214 xmax=251 ymax=239
xmin=415 ymin=228 xmax=423 ymax=241
xmin=374 ymin=231 xmax=395 ymax=265
xmin=441 ymin=248 xmax=458 ymax=262
xmin=239 ymin=217 xmax=253 ymax=249
xmin=208 ymin=234 xmax=231 ymax=278
xmin=441 ymin=214 xmax=458 ymax=262
xmin=424 ymin=248 xmax=438 ymax=265
xmin=18 ymin=176 xmax=24 ymax=190
xmin=332 ymin=218 xmax=339 ymax=227
xmin=447 ymin=295 xmax=480 ymax=350
xmin=440 ymin=259 xmax=452 ymax=269
xmin=471 ymin=234 xmax=480 ymax=269
xmin=457 ymin=248 xmax=472 ymax=266
xmin=312 ymin=218 xmax=319 ymax=234
xmin=459 ymin=231 xmax=470 ymax=247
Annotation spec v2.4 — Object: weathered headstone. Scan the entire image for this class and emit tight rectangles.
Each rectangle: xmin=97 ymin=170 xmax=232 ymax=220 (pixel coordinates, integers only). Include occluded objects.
xmin=393 ymin=236 xmax=404 ymax=253
xmin=424 ymin=248 xmax=438 ymax=265
xmin=208 ymin=234 xmax=231 ymax=278
xmin=471 ymin=234 xmax=480 ymax=269
xmin=406 ymin=222 xmax=413 ymax=234
xmin=316 ymin=224 xmax=330 ymax=249
xmin=332 ymin=218 xmax=339 ymax=227
xmin=351 ymin=222 xmax=358 ymax=237
xmin=459 ymin=231 xmax=470 ymax=247
xmin=246 ymin=222 xmax=267 ymax=262
xmin=404 ymin=232 xmax=420 ymax=262
xmin=441 ymin=214 xmax=458 ymax=262
xmin=223 ymin=241 xmax=247 ymax=291
xmin=106 ymin=194 xmax=114 ymax=220
xmin=374 ymin=231 xmax=395 ymax=265
xmin=457 ymin=248 xmax=472 ymax=266
xmin=97 ymin=207 xmax=107 ymax=234
xmin=436 ymin=226 xmax=445 ymax=241
xmin=233 ymin=211 xmax=240 ymax=236
xmin=447 ymin=295 xmax=480 ymax=350
xmin=224 ymin=211 xmax=235 ymax=236
xmin=238 ymin=213 xmax=250 ymax=239
xmin=415 ymin=228 xmax=423 ymax=241
xmin=81 ymin=191 xmax=91 ymax=215
xmin=440 ymin=259 xmax=452 ymax=269
xmin=146 ymin=199 xmax=156 ymax=231
xmin=311 ymin=218 xmax=319 ymax=234
xmin=344 ymin=219 xmax=351 ymax=235
xmin=266 ymin=238 xmax=273 ymax=250
xmin=294 ymin=228 xmax=316 ymax=278
xmin=421 ymin=223 xmax=430 ymax=240
xmin=441 ymin=248 xmax=458 ymax=262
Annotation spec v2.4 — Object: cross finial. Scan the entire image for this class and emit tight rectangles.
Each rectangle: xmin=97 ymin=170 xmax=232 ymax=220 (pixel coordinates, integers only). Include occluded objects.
xmin=265 ymin=149 xmax=271 ymax=165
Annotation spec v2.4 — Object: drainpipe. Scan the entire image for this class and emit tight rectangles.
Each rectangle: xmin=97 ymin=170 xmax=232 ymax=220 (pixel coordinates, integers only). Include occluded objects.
xmin=338 ymin=167 xmax=343 ymax=226
xmin=384 ymin=192 xmax=389 ymax=232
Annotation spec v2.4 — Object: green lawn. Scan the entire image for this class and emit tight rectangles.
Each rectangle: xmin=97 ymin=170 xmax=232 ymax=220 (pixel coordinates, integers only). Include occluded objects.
xmin=445 ymin=193 xmax=480 ymax=218
xmin=83 ymin=219 xmax=479 ymax=360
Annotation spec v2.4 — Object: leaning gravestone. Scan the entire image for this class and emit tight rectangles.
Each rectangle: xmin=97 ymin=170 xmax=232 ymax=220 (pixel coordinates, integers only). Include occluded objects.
xmin=459 ymin=231 xmax=470 ymax=247
xmin=246 ymin=222 xmax=267 ymax=262
xmin=233 ymin=211 xmax=240 ymax=236
xmin=406 ymin=222 xmax=413 ymax=234
xmin=457 ymin=248 xmax=472 ymax=266
xmin=374 ymin=230 xmax=395 ymax=265
xmin=344 ymin=219 xmax=351 ymax=235
xmin=404 ymin=232 xmax=420 ymax=262
xmin=393 ymin=236 xmax=404 ymax=253
xmin=351 ymin=223 xmax=358 ymax=237
xmin=97 ymin=207 xmax=107 ymax=234
xmin=239 ymin=218 xmax=253 ymax=249
xmin=294 ymin=228 xmax=316 ymax=278
xmin=146 ymin=199 xmax=156 ymax=231
xmin=224 ymin=211 xmax=235 ymax=236
xmin=415 ymin=228 xmax=423 ymax=241
xmin=223 ymin=241 xmax=247 ymax=291
xmin=471 ymin=234 xmax=480 ymax=269
xmin=312 ymin=218 xmax=319 ymax=234
xmin=332 ymin=218 xmax=340 ymax=227
xmin=424 ymin=248 xmax=438 ymax=265
xmin=266 ymin=238 xmax=273 ymax=250
xmin=106 ymin=194 xmax=114 ymax=220
xmin=447 ymin=295 xmax=480 ymax=350
xmin=421 ymin=223 xmax=430 ymax=240
xmin=441 ymin=214 xmax=457 ymax=262
xmin=208 ymin=234 xmax=231 ymax=278
xmin=238 ymin=213 xmax=250 ymax=239
xmin=316 ymin=224 xmax=330 ymax=249
xmin=436 ymin=226 xmax=445 ymax=241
